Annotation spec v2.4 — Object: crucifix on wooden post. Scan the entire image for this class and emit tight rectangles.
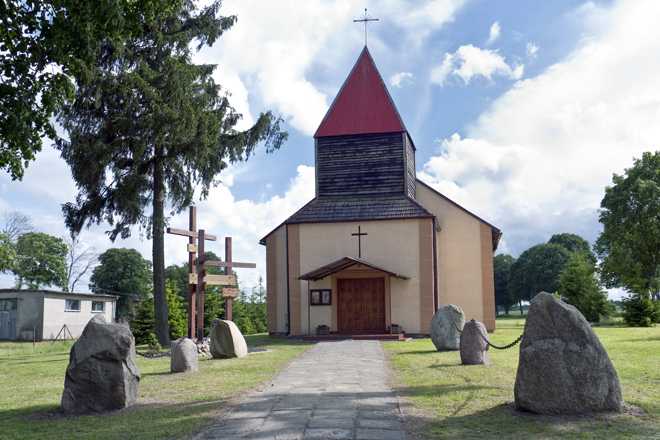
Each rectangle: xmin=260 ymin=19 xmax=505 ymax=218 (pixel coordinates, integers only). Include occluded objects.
xmin=351 ymin=225 xmax=368 ymax=258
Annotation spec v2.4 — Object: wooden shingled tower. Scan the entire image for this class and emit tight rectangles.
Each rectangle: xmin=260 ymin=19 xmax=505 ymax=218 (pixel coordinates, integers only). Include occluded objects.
xmin=284 ymin=46 xmax=427 ymax=225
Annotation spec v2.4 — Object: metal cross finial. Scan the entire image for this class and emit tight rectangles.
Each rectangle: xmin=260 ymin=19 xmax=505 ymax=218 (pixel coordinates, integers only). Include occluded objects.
xmin=353 ymin=8 xmax=379 ymax=47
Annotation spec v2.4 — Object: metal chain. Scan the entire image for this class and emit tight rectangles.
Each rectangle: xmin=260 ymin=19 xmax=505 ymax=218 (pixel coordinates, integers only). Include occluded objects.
xmin=451 ymin=318 xmax=523 ymax=350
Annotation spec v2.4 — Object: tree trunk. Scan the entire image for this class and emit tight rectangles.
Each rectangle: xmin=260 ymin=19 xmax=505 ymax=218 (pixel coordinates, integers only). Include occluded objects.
xmin=152 ymin=148 xmax=170 ymax=346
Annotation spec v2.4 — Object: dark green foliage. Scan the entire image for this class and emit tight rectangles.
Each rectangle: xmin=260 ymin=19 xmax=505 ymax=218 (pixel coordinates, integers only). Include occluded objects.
xmin=621 ymin=293 xmax=660 ymax=327
xmin=549 ymin=233 xmax=596 ymax=264
xmin=165 ymin=263 xmax=189 ymax=302
xmin=132 ymin=296 xmax=155 ymax=344
xmin=14 ymin=232 xmax=68 ymax=289
xmin=232 ymin=279 xmax=267 ymax=335
xmin=166 ymin=280 xmax=187 ymax=340
xmin=0 ymin=0 xmax=132 ymax=179
xmin=90 ymin=248 xmax=152 ymax=320
xmin=596 ymin=151 xmax=660 ymax=301
xmin=57 ymin=0 xmax=287 ymax=345
xmin=494 ymin=254 xmax=516 ymax=314
xmin=0 ymin=1 xmax=71 ymax=179
xmin=558 ymin=254 xmax=610 ymax=322
xmin=204 ymin=290 xmax=224 ymax=335
xmin=509 ymin=243 xmax=571 ymax=304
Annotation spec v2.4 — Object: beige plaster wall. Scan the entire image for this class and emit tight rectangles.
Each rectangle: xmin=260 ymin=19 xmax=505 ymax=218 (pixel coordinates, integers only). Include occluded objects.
xmin=304 ymin=278 xmax=333 ymax=334
xmin=416 ymin=184 xmax=487 ymax=325
xmin=297 ymin=219 xmax=423 ymax=334
xmin=42 ymin=295 xmax=114 ymax=339
xmin=265 ymin=225 xmax=288 ymax=334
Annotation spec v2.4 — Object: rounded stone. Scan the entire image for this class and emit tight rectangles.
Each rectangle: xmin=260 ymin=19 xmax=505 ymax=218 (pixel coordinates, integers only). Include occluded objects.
xmin=210 ymin=319 xmax=248 ymax=359
xmin=514 ymin=292 xmax=622 ymax=414
xmin=459 ymin=319 xmax=489 ymax=365
xmin=171 ymin=338 xmax=199 ymax=373
xmin=61 ymin=315 xmax=140 ymax=414
xmin=430 ymin=304 xmax=465 ymax=350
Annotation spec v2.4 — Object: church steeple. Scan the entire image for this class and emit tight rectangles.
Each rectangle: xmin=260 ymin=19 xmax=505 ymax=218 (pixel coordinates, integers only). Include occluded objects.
xmin=314 ymin=47 xmax=406 ymax=138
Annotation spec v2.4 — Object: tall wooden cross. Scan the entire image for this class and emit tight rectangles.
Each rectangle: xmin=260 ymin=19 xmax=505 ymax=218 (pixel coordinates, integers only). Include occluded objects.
xmin=353 ymin=8 xmax=379 ymax=46
xmin=166 ymin=207 xmax=217 ymax=339
xmin=167 ymin=206 xmax=256 ymax=340
xmin=351 ymin=225 xmax=368 ymax=258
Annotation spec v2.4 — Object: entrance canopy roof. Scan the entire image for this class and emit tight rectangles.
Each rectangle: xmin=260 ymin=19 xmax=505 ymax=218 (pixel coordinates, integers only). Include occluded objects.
xmin=299 ymin=257 xmax=409 ymax=281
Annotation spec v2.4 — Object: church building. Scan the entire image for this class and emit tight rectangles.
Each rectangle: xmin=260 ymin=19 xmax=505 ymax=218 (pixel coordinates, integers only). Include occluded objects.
xmin=260 ymin=47 xmax=501 ymax=336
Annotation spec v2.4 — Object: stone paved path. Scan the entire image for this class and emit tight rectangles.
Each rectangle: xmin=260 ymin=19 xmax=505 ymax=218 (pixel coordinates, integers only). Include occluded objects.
xmin=194 ymin=340 xmax=407 ymax=440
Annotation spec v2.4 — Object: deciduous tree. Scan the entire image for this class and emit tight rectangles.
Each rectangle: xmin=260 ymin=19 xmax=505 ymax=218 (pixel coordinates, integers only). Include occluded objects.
xmin=90 ymin=248 xmax=152 ymax=320
xmin=494 ymin=254 xmax=515 ymax=315
xmin=64 ymin=235 xmax=97 ymax=292
xmin=14 ymin=232 xmax=68 ymax=289
xmin=549 ymin=233 xmax=596 ymax=265
xmin=509 ymin=243 xmax=571 ymax=311
xmin=596 ymin=151 xmax=660 ymax=301
xmin=0 ymin=233 xmax=16 ymax=272
xmin=58 ymin=0 xmax=286 ymax=346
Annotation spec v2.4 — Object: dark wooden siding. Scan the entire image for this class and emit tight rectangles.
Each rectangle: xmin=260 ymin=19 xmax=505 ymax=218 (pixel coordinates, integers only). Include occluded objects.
xmin=404 ymin=133 xmax=416 ymax=199
xmin=316 ymin=132 xmax=406 ymax=197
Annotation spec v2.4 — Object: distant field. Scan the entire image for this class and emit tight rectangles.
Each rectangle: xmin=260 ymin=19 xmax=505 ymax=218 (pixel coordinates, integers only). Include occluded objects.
xmin=0 ymin=335 xmax=309 ymax=440
xmin=384 ymin=318 xmax=660 ymax=439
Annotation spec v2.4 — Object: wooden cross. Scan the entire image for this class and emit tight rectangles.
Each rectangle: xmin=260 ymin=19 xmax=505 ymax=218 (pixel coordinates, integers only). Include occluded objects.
xmin=353 ymin=8 xmax=379 ymax=47
xmin=167 ymin=207 xmax=256 ymax=339
xmin=351 ymin=225 xmax=368 ymax=259
xmin=166 ymin=206 xmax=216 ymax=339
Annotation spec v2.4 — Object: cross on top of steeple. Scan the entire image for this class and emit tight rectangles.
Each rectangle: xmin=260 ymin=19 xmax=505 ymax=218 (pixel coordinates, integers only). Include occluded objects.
xmin=353 ymin=8 xmax=379 ymax=47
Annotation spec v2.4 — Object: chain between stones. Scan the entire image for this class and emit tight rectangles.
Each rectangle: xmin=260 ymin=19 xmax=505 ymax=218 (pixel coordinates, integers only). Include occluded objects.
xmin=451 ymin=318 xmax=524 ymax=350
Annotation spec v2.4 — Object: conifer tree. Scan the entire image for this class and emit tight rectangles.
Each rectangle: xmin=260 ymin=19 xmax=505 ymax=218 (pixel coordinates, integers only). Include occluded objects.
xmin=57 ymin=1 xmax=286 ymax=345
xmin=558 ymin=254 xmax=610 ymax=322
xmin=166 ymin=280 xmax=187 ymax=340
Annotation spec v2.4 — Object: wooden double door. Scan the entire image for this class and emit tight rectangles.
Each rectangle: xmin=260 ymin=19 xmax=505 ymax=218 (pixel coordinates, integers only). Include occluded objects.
xmin=337 ymin=278 xmax=385 ymax=333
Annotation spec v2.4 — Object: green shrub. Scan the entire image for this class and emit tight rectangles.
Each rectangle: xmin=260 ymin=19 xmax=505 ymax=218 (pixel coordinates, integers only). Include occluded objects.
xmin=622 ymin=293 xmax=660 ymax=327
xmin=146 ymin=332 xmax=161 ymax=352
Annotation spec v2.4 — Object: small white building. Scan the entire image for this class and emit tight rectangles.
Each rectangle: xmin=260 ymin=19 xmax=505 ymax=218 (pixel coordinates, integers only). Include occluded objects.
xmin=0 ymin=289 xmax=117 ymax=341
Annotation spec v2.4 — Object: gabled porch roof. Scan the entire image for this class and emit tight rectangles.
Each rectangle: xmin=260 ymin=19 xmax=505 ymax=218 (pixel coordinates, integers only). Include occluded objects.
xmin=299 ymin=257 xmax=409 ymax=281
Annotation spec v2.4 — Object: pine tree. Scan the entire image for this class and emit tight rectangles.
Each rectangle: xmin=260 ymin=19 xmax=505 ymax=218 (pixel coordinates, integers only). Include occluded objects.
xmin=558 ymin=254 xmax=610 ymax=322
xmin=56 ymin=1 xmax=287 ymax=346
xmin=132 ymin=297 xmax=155 ymax=345
xmin=166 ymin=280 xmax=187 ymax=340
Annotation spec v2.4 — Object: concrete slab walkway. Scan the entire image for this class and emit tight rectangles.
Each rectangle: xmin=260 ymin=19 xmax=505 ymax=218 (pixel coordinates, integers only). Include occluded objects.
xmin=194 ymin=340 xmax=407 ymax=440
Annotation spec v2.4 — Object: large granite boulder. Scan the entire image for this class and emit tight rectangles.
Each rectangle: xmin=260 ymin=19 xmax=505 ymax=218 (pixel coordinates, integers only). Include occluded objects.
xmin=61 ymin=315 xmax=140 ymax=414
xmin=171 ymin=338 xmax=199 ymax=373
xmin=430 ymin=304 xmax=465 ymax=350
xmin=514 ymin=292 xmax=622 ymax=414
xmin=210 ymin=319 xmax=248 ymax=359
xmin=460 ymin=320 xmax=489 ymax=365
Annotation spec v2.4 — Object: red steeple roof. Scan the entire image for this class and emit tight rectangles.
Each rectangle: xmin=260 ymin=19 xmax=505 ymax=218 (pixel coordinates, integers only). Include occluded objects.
xmin=314 ymin=47 xmax=406 ymax=138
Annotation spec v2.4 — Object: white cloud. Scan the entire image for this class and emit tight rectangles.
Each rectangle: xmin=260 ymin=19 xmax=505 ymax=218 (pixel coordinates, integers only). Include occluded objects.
xmin=195 ymin=0 xmax=466 ymax=136
xmin=526 ymin=41 xmax=539 ymax=59
xmin=389 ymin=71 xmax=414 ymax=87
xmin=431 ymin=44 xmax=524 ymax=85
xmin=420 ymin=0 xmax=660 ymax=259
xmin=487 ymin=21 xmax=501 ymax=45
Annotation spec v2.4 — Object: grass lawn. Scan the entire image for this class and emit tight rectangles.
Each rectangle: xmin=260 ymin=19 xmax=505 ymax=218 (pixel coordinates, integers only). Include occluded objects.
xmin=384 ymin=318 xmax=660 ymax=439
xmin=0 ymin=335 xmax=309 ymax=440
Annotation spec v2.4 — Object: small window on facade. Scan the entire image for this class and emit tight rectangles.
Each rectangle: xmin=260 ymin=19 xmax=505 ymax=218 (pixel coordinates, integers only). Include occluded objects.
xmin=65 ymin=299 xmax=81 ymax=312
xmin=310 ymin=289 xmax=331 ymax=306
xmin=91 ymin=301 xmax=105 ymax=313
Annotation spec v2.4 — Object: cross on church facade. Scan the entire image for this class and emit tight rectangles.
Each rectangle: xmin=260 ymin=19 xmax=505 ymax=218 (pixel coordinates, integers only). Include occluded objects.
xmin=351 ymin=225 xmax=368 ymax=258
xmin=353 ymin=8 xmax=379 ymax=46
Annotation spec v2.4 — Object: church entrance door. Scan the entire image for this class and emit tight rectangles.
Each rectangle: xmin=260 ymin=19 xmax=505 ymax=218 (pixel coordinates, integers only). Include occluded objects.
xmin=337 ymin=278 xmax=385 ymax=333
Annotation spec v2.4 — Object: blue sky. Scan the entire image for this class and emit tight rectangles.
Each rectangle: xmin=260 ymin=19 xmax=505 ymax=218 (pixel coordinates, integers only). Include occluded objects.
xmin=1 ymin=0 xmax=656 ymax=297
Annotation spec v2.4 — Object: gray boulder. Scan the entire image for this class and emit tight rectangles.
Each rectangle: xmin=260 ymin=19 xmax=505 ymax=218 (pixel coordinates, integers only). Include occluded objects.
xmin=210 ymin=319 xmax=248 ymax=359
xmin=430 ymin=304 xmax=465 ymax=350
xmin=514 ymin=292 xmax=622 ymax=414
xmin=61 ymin=315 xmax=140 ymax=414
xmin=460 ymin=320 xmax=489 ymax=365
xmin=171 ymin=338 xmax=199 ymax=373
